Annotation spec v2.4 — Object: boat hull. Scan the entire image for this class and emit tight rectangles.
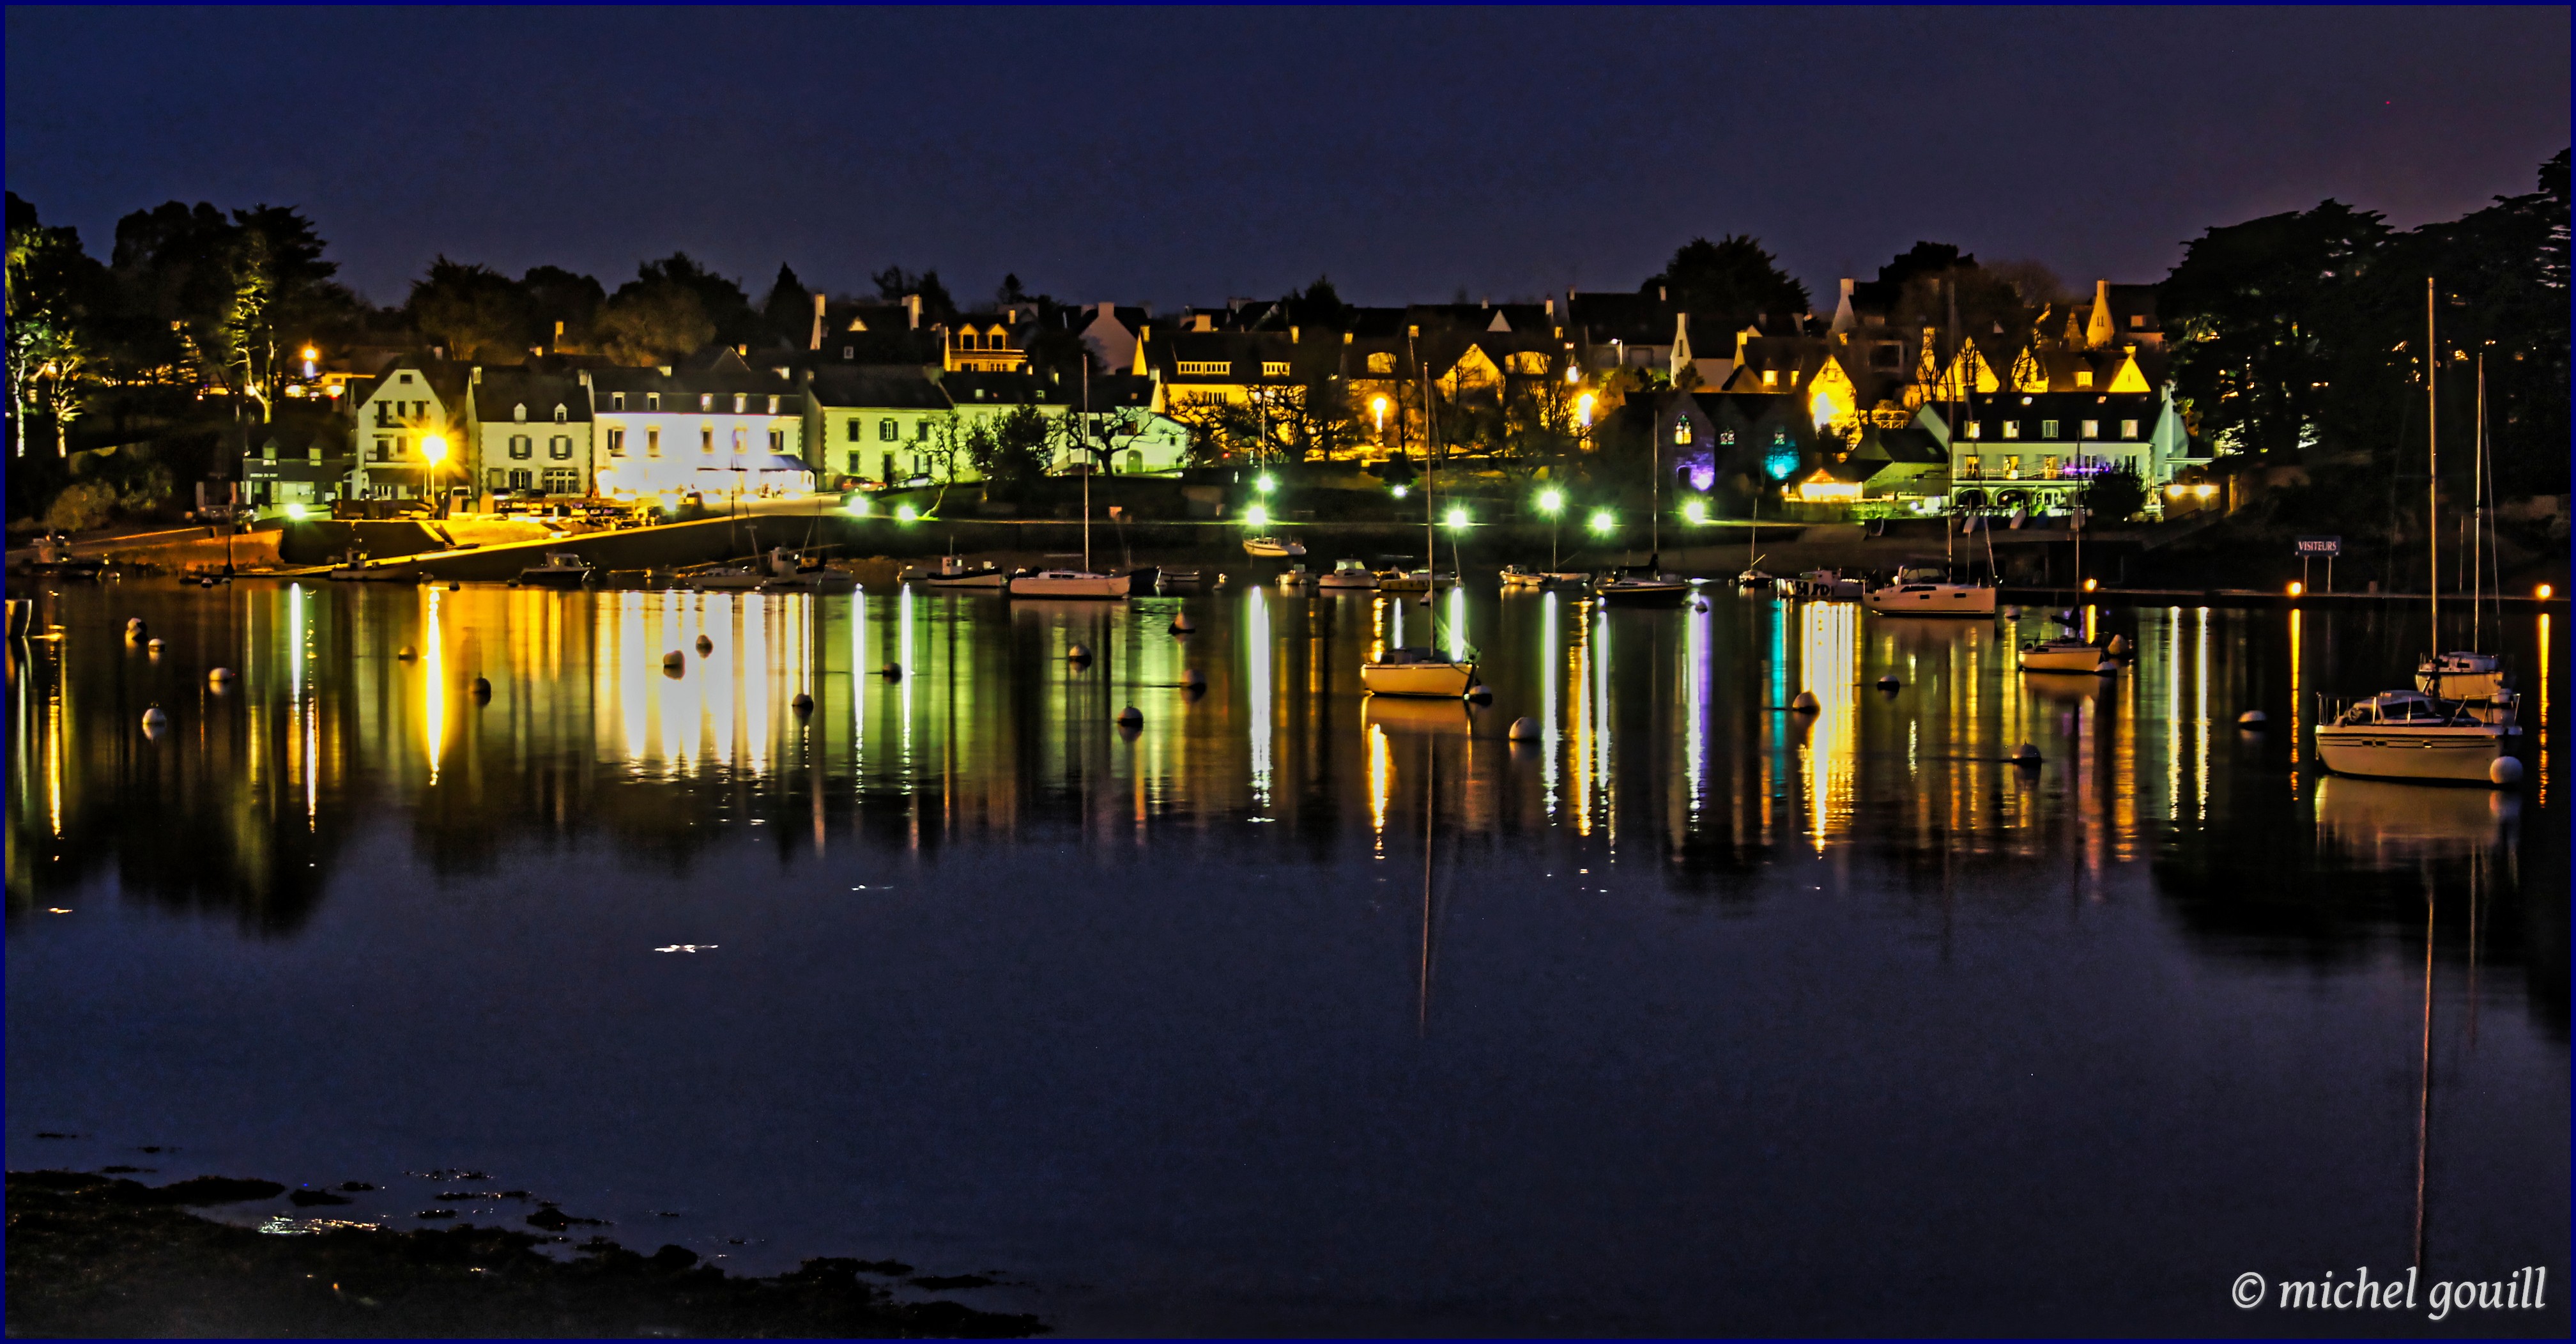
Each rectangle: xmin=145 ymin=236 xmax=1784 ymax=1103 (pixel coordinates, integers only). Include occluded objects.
xmin=681 ymin=574 xmax=766 ymax=591
xmin=1007 ymin=573 xmax=1131 ymax=599
xmin=328 ymin=568 xmax=417 ymax=583
xmin=1360 ymin=661 xmax=1476 ymax=698
xmin=2017 ymin=644 xmax=2113 ymax=674
xmin=923 ymin=573 xmax=1006 ymax=590
xmin=2314 ymin=725 xmax=2517 ymax=784
xmin=1597 ymin=582 xmax=1689 ymax=605
xmin=1243 ymin=539 xmax=1306 ymax=558
xmin=1864 ymin=584 xmax=1997 ymax=617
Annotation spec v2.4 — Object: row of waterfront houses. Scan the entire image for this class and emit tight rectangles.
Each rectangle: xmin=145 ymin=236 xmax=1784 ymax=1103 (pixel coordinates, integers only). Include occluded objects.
xmin=242 ymin=272 xmax=2204 ymax=518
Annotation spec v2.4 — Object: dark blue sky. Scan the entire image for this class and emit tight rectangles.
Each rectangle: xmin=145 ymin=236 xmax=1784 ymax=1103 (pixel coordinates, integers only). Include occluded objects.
xmin=8 ymin=6 xmax=2567 ymax=311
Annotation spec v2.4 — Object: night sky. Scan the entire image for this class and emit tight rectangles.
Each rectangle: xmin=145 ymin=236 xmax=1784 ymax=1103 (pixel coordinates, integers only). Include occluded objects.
xmin=8 ymin=6 xmax=2567 ymax=310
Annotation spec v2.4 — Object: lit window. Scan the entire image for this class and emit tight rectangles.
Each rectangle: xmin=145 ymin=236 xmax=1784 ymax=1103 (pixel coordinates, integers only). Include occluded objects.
xmin=766 ymin=395 xmax=779 ymax=414
xmin=1261 ymin=362 xmax=1289 ymax=378
xmin=2074 ymin=371 xmax=2093 ymax=389
xmin=700 ymin=394 xmax=713 ymax=412
xmin=733 ymin=394 xmax=747 ymax=413
xmin=2002 ymin=421 xmax=2021 ymax=440
xmin=2120 ymin=419 xmax=2140 ymax=438
xmin=1963 ymin=454 xmax=1981 ymax=479
xmin=732 ymin=427 xmax=746 ymax=452
xmin=1178 ymin=360 xmax=1230 ymax=376
xmin=1367 ymin=352 xmax=1394 ymax=373
xmin=2043 ymin=454 xmax=2061 ymax=479
xmin=1762 ymin=369 xmax=1778 ymax=387
xmin=608 ymin=428 xmax=625 ymax=457
xmin=2129 ymin=314 xmax=2146 ymax=328
xmin=2004 ymin=455 xmax=2021 ymax=479
xmin=1673 ymin=418 xmax=1694 ymax=445
xmin=2080 ymin=419 xmax=2099 ymax=438
xmin=1965 ymin=421 xmax=1982 ymax=440
xmin=2039 ymin=419 xmax=2059 ymax=438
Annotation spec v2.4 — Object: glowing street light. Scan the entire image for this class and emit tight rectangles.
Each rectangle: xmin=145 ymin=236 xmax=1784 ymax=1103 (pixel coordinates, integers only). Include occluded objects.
xmin=1254 ymin=474 xmax=1276 ymax=495
xmin=896 ymin=504 xmax=919 ymax=522
xmin=1244 ymin=504 xmax=1270 ymax=528
xmin=1575 ymin=392 xmax=1595 ymax=430
xmin=1391 ymin=484 xmax=1409 ymax=498
xmin=1588 ymin=509 xmax=1616 ymax=536
xmin=420 ymin=432 xmax=448 ymax=463
xmin=1444 ymin=505 xmax=1469 ymax=529
xmin=1537 ymin=488 xmax=1564 ymax=515
xmin=1683 ymin=498 xmax=1709 ymax=524
xmin=847 ymin=495 xmax=872 ymax=516
xmin=1372 ymin=395 xmax=1388 ymax=439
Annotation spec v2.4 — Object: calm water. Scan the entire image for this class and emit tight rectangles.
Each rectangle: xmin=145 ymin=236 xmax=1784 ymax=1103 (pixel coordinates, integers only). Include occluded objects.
xmin=7 ymin=579 xmax=2567 ymax=1335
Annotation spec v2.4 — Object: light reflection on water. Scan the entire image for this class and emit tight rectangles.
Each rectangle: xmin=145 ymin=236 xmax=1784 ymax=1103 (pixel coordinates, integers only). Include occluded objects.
xmin=4 ymin=580 xmax=2568 ymax=1334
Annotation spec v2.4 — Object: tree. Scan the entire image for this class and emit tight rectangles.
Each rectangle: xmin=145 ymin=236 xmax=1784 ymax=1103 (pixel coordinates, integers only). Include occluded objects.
xmin=1281 ymin=275 xmax=1353 ymax=332
xmin=216 ymin=205 xmax=340 ymax=424
xmin=405 ymin=258 xmax=532 ymax=362
xmin=1645 ymin=235 xmax=1810 ymax=330
xmin=2161 ymin=201 xmax=2393 ymax=460
xmin=594 ymin=284 xmax=714 ymax=366
xmin=758 ymin=263 xmax=812 ymax=348
xmin=2078 ymin=463 xmax=2148 ymax=521
xmin=968 ymin=403 xmax=1052 ymax=491
xmin=871 ymin=265 xmax=957 ymax=323
xmin=6 ymin=194 xmax=106 ymax=458
xmin=522 ymin=265 xmax=604 ymax=352
xmin=616 ymin=254 xmax=752 ymax=348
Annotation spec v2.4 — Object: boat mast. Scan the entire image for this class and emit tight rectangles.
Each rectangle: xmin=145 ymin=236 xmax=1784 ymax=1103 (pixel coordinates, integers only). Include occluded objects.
xmin=2426 ymin=277 xmax=2438 ymax=650
xmin=1944 ymin=277 xmax=1958 ymax=575
xmin=2472 ymin=351 xmax=2485 ymax=649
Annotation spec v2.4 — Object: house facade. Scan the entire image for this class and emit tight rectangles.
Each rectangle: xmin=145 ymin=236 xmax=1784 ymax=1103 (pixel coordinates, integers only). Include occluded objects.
xmin=589 ymin=348 xmax=806 ymax=499
xmin=347 ymin=357 xmax=470 ymax=500
xmin=464 ymin=366 xmax=595 ymax=497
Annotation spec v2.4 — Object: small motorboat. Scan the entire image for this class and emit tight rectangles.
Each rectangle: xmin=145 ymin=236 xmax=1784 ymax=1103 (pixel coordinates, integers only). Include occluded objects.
xmin=1318 ymin=559 xmax=1378 ymax=591
xmin=1595 ymin=567 xmax=1690 ymax=605
xmin=515 ymin=550 xmax=594 ymax=589
xmin=1498 ymin=565 xmax=1548 ymax=590
xmin=1545 ymin=571 xmax=1594 ymax=591
xmin=1006 ymin=568 xmax=1131 ymax=599
xmin=1779 ymin=569 xmax=1864 ymax=601
xmin=1275 ymin=564 xmax=1312 ymax=591
xmin=1376 ymin=568 xmax=1433 ymax=594
xmin=328 ymin=557 xmax=418 ymax=583
xmin=2016 ymin=637 xmax=2115 ymax=674
xmin=1736 ymin=568 xmax=1775 ymax=591
xmin=1243 ymin=536 xmax=1306 ymax=558
xmin=1157 ymin=566 xmax=1203 ymax=592
xmin=1360 ymin=645 xmax=1477 ymax=698
xmin=680 ymin=563 xmax=768 ymax=591
xmin=905 ymin=555 xmax=1006 ymax=589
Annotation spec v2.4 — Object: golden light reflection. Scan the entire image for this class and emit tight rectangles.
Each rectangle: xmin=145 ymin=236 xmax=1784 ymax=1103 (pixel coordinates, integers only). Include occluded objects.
xmin=1368 ymin=722 xmax=1391 ymax=851
xmin=1798 ymin=600 xmax=1859 ymax=852
xmin=424 ymin=588 xmax=447 ymax=785
xmin=1247 ymin=585 xmax=1272 ymax=809
xmin=2287 ymin=606 xmax=2303 ymax=784
xmin=1540 ymin=592 xmax=1560 ymax=810
xmin=2538 ymin=612 xmax=2551 ymax=808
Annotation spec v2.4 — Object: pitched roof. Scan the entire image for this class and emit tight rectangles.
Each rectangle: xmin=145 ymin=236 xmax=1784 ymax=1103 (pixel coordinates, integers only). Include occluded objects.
xmin=473 ymin=367 xmax=594 ymax=422
xmin=806 ymin=366 xmax=951 ymax=411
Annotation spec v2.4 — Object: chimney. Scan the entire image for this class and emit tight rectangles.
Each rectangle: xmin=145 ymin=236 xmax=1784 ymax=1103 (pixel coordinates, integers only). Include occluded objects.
xmin=905 ymin=293 xmax=921 ymax=329
xmin=810 ymin=293 xmax=825 ymax=350
xmin=2085 ymin=279 xmax=2115 ymax=350
xmin=1657 ymin=286 xmax=1667 ymax=303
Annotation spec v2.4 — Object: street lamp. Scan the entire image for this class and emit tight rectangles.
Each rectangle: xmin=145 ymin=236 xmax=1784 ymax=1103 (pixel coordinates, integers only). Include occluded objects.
xmin=1683 ymin=498 xmax=1709 ymax=524
xmin=1245 ymin=504 xmax=1270 ymax=529
xmin=1444 ymin=505 xmax=1469 ymax=529
xmin=1254 ymin=473 xmax=1276 ymax=495
xmin=420 ymin=431 xmax=451 ymax=518
xmin=1588 ymin=508 xmax=1615 ymax=536
xmin=1537 ymin=487 xmax=1565 ymax=567
xmin=1372 ymin=395 xmax=1388 ymax=440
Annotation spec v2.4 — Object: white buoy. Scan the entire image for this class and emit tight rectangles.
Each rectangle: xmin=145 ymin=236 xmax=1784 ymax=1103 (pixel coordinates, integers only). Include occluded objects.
xmin=1170 ymin=612 xmax=1195 ymax=635
xmin=1181 ymin=668 xmax=1208 ymax=690
xmin=208 ymin=667 xmax=236 ymax=684
xmin=397 ymin=645 xmax=417 ymax=660
xmin=2235 ymin=709 xmax=2267 ymax=727
xmin=2106 ymin=634 xmax=2131 ymax=656
xmin=1466 ymin=684 xmax=1493 ymax=704
xmin=141 ymin=705 xmax=168 ymax=727
xmin=1508 ymin=716 xmax=1540 ymax=742
xmin=881 ymin=661 xmax=903 ymax=680
xmin=2011 ymin=743 xmax=2043 ymax=766
xmin=1115 ymin=705 xmax=1142 ymax=727
xmin=1790 ymin=689 xmax=1820 ymax=712
xmin=126 ymin=616 xmax=145 ymax=630
xmin=663 ymin=650 xmax=686 ymax=669
xmin=791 ymin=691 xmax=814 ymax=712
xmin=146 ymin=637 xmax=165 ymax=654
xmin=2488 ymin=756 xmax=2525 ymax=786
xmin=1876 ymin=674 xmax=1900 ymax=691
xmin=1066 ymin=642 xmax=1091 ymax=661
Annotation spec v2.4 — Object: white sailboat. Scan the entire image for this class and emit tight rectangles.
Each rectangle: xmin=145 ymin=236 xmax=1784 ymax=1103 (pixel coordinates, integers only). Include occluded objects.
xmin=1867 ymin=279 xmax=1997 ymax=617
xmin=1364 ymin=334 xmax=1476 ymax=698
xmin=1007 ymin=463 xmax=1130 ymax=598
xmin=2415 ymin=350 xmax=2509 ymax=700
xmin=2315 ymin=279 xmax=2519 ymax=785
xmin=1242 ymin=536 xmax=1305 ymax=557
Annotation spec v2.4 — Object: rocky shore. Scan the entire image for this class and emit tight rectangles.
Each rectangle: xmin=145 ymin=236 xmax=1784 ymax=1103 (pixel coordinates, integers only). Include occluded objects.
xmin=4 ymin=1171 xmax=1045 ymax=1338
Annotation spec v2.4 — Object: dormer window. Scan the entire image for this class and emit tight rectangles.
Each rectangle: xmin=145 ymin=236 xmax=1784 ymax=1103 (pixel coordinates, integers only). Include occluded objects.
xmin=765 ymin=394 xmax=779 ymax=414
xmin=732 ymin=393 xmax=746 ymax=413
xmin=843 ymin=346 xmax=854 ymax=360
xmin=1673 ymin=418 xmax=1693 ymax=445
xmin=513 ymin=403 xmax=528 ymax=423
xmin=1761 ymin=369 xmax=1778 ymax=387
xmin=399 ymin=372 xmax=416 ymax=384
xmin=612 ymin=392 xmax=627 ymax=411
xmin=1261 ymin=362 xmax=1289 ymax=378
xmin=1965 ymin=421 xmax=1982 ymax=440
xmin=553 ymin=404 xmax=567 ymax=423
xmin=2074 ymin=370 xmax=2093 ymax=389
xmin=647 ymin=392 xmax=661 ymax=411
xmin=700 ymin=393 xmax=713 ymax=412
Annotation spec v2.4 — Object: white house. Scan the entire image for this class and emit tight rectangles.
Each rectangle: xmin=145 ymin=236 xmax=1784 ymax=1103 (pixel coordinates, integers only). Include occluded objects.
xmin=590 ymin=348 xmax=808 ymax=498
xmin=465 ymin=366 xmax=595 ymax=496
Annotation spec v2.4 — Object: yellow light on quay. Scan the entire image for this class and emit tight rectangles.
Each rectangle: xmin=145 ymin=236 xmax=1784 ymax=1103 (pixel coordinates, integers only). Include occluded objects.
xmin=1588 ymin=509 xmax=1616 ymax=535
xmin=2287 ymin=581 xmax=2304 ymax=598
xmin=1682 ymin=499 xmax=1709 ymax=523
xmin=2083 ymin=578 xmax=2097 ymax=592
xmin=1444 ymin=506 xmax=1469 ymax=529
xmin=1245 ymin=504 xmax=1270 ymax=528
xmin=2540 ymin=583 xmax=2556 ymax=600
xmin=1537 ymin=488 xmax=1565 ymax=515
xmin=896 ymin=505 xmax=919 ymax=522
xmin=420 ymin=433 xmax=449 ymax=463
